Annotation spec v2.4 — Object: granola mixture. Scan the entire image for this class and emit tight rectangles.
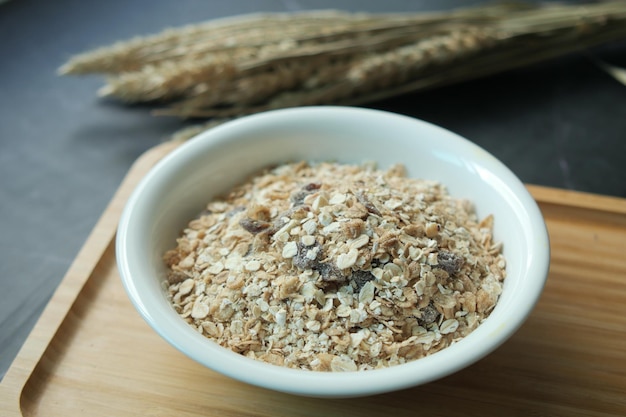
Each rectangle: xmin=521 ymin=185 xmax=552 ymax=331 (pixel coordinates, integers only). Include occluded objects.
xmin=163 ymin=161 xmax=506 ymax=371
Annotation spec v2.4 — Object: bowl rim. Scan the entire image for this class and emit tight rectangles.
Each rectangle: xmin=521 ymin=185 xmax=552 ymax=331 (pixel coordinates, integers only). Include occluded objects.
xmin=116 ymin=106 xmax=550 ymax=397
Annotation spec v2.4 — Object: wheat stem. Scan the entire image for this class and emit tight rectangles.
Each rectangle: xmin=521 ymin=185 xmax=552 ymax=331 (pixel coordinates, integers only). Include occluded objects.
xmin=59 ymin=4 xmax=527 ymax=75
xmin=59 ymin=1 xmax=626 ymax=127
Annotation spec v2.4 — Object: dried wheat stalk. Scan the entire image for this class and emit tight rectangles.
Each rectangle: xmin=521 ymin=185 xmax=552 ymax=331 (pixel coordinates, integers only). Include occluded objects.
xmin=59 ymin=5 xmax=521 ymax=75
xmin=59 ymin=2 xmax=626 ymax=138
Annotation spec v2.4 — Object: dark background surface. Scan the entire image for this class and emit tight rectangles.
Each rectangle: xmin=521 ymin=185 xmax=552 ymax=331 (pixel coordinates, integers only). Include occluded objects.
xmin=1 ymin=0 xmax=625 ymax=379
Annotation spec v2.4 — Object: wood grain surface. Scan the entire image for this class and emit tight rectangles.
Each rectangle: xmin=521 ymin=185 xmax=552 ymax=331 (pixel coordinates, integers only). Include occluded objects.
xmin=1 ymin=143 xmax=625 ymax=417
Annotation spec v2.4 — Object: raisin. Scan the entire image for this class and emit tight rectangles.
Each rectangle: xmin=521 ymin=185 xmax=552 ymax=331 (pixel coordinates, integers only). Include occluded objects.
xmin=290 ymin=182 xmax=322 ymax=206
xmin=239 ymin=218 xmax=271 ymax=234
xmin=290 ymin=191 xmax=309 ymax=206
xmin=419 ymin=304 xmax=440 ymax=325
xmin=293 ymin=241 xmax=321 ymax=270
xmin=350 ymin=270 xmax=375 ymax=292
xmin=316 ymin=261 xmax=346 ymax=283
xmin=303 ymin=182 xmax=322 ymax=191
xmin=289 ymin=241 xmax=347 ymax=284
xmin=356 ymin=191 xmax=382 ymax=216
xmin=436 ymin=250 xmax=464 ymax=276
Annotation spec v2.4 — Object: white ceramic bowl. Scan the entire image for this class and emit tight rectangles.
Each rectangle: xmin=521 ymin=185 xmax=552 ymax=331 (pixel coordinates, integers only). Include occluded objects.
xmin=116 ymin=106 xmax=550 ymax=397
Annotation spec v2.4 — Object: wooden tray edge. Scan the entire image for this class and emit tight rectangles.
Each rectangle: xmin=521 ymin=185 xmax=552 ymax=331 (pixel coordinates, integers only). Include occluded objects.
xmin=1 ymin=141 xmax=624 ymax=415
xmin=0 ymin=141 xmax=179 ymax=416
xmin=526 ymin=184 xmax=626 ymax=215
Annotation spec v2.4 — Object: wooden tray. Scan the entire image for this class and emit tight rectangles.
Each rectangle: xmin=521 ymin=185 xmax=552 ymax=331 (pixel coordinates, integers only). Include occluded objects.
xmin=2 ymin=142 xmax=625 ymax=416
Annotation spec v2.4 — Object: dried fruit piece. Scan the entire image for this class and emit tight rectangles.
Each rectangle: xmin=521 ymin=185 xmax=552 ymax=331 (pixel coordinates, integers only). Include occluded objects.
xmin=239 ymin=218 xmax=271 ymax=234
xmin=316 ymin=261 xmax=346 ymax=283
xmin=436 ymin=250 xmax=464 ymax=276
xmin=356 ymin=191 xmax=382 ymax=216
xmin=293 ymin=241 xmax=322 ymax=270
xmin=350 ymin=270 xmax=376 ymax=292
xmin=290 ymin=182 xmax=322 ymax=206
xmin=419 ymin=304 xmax=440 ymax=325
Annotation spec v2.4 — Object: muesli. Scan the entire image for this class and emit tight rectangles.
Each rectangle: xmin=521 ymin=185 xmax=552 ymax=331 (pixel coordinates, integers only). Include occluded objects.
xmin=163 ymin=161 xmax=506 ymax=371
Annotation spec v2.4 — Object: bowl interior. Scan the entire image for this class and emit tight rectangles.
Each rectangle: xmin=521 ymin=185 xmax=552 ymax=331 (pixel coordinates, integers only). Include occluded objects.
xmin=116 ymin=106 xmax=549 ymax=397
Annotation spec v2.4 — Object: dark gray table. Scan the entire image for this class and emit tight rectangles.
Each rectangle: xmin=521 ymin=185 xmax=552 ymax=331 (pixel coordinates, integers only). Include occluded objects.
xmin=1 ymin=0 xmax=625 ymax=379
